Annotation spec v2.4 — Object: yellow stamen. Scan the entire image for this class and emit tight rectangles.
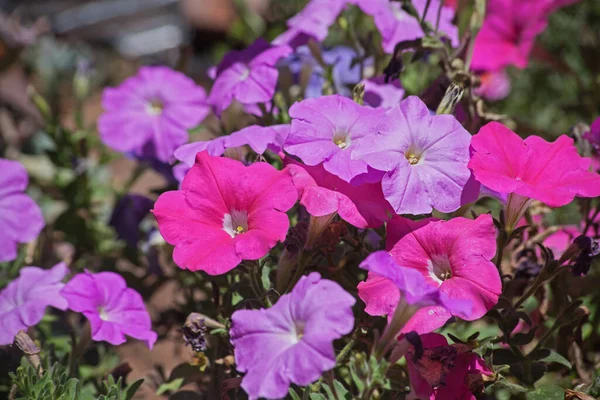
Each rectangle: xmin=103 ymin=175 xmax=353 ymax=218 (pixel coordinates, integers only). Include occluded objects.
xmin=407 ymin=154 xmax=419 ymax=165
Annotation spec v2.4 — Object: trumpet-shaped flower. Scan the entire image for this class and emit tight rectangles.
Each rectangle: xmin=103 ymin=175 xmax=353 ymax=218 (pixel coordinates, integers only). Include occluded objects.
xmin=0 ymin=158 xmax=45 ymax=262
xmin=363 ymin=76 xmax=405 ymax=109
xmin=284 ymin=95 xmax=385 ymax=183
xmin=61 ymin=271 xmax=157 ymax=349
xmin=352 ymin=96 xmax=474 ymax=214
xmin=99 ymin=66 xmax=210 ymax=162
xmin=230 ymin=272 xmax=355 ymax=400
xmin=0 ymin=263 xmax=68 ymax=345
xmin=153 ymin=151 xmax=297 ymax=275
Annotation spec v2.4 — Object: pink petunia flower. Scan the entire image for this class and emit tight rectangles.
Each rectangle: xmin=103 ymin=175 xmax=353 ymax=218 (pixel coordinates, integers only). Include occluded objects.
xmin=407 ymin=333 xmax=493 ymax=400
xmin=230 ymin=272 xmax=355 ymax=400
xmin=99 ymin=66 xmax=210 ymax=163
xmin=359 ymin=215 xmax=500 ymax=333
xmin=469 ymin=122 xmax=600 ymax=229
xmin=0 ymin=158 xmax=45 ymax=262
xmin=287 ymin=160 xmax=393 ymax=229
xmin=284 ymin=94 xmax=385 ymax=183
xmin=153 ymin=151 xmax=297 ymax=275
xmin=207 ymin=39 xmax=292 ymax=116
xmin=362 ymin=76 xmax=405 ymax=109
xmin=355 ymin=0 xmax=458 ymax=54
xmin=0 ymin=263 xmax=68 ymax=345
xmin=583 ymin=117 xmax=600 ymax=152
xmin=474 ymin=70 xmax=511 ymax=101
xmin=352 ymin=96 xmax=474 ymax=215
xmin=61 ymin=270 xmax=157 ymax=349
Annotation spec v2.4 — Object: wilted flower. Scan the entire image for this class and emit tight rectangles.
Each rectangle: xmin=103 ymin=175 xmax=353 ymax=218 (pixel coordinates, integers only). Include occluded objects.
xmin=0 ymin=158 xmax=45 ymax=262
xmin=230 ymin=272 xmax=355 ymax=400
xmin=99 ymin=66 xmax=210 ymax=162
xmin=285 ymin=94 xmax=385 ymax=183
xmin=352 ymin=96 xmax=474 ymax=214
xmin=153 ymin=151 xmax=297 ymax=275
xmin=362 ymin=76 xmax=405 ymax=109
xmin=61 ymin=271 xmax=157 ymax=349
xmin=183 ymin=313 xmax=208 ymax=352
xmin=0 ymin=263 xmax=68 ymax=345
xmin=207 ymin=39 xmax=292 ymax=115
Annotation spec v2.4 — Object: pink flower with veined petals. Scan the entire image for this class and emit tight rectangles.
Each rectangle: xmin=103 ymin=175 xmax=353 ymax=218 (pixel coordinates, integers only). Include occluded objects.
xmin=61 ymin=271 xmax=157 ymax=349
xmin=207 ymin=39 xmax=292 ymax=116
xmin=0 ymin=158 xmax=45 ymax=262
xmin=0 ymin=263 xmax=68 ymax=345
xmin=99 ymin=66 xmax=210 ymax=162
xmin=287 ymin=160 xmax=392 ymax=229
xmin=468 ymin=122 xmax=600 ymax=207
xmin=359 ymin=215 xmax=500 ymax=333
xmin=153 ymin=151 xmax=297 ymax=275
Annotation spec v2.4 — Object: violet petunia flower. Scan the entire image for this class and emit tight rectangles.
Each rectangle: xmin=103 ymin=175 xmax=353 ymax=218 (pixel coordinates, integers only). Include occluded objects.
xmin=352 ymin=96 xmax=474 ymax=215
xmin=284 ymin=95 xmax=385 ymax=183
xmin=583 ymin=117 xmax=600 ymax=152
xmin=153 ymin=151 xmax=297 ymax=275
xmin=363 ymin=76 xmax=405 ymax=108
xmin=355 ymin=0 xmax=458 ymax=54
xmin=0 ymin=263 xmax=68 ymax=345
xmin=207 ymin=39 xmax=292 ymax=116
xmin=99 ymin=66 xmax=210 ymax=163
xmin=109 ymin=194 xmax=154 ymax=248
xmin=230 ymin=272 xmax=355 ymax=400
xmin=0 ymin=158 xmax=45 ymax=262
xmin=61 ymin=271 xmax=157 ymax=349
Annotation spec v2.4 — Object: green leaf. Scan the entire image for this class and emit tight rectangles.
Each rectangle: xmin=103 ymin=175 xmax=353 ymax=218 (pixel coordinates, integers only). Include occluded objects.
xmin=288 ymin=388 xmax=302 ymax=400
xmin=156 ymin=377 xmax=184 ymax=396
xmin=526 ymin=385 xmax=565 ymax=400
xmin=310 ymin=394 xmax=327 ymax=400
xmin=537 ymin=350 xmax=572 ymax=369
xmin=125 ymin=379 xmax=145 ymax=400
xmin=485 ymin=379 xmax=528 ymax=395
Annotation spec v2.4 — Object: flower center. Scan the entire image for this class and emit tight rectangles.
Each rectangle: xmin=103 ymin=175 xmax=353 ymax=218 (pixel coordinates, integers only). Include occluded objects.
xmin=333 ymin=131 xmax=351 ymax=149
xmin=294 ymin=322 xmax=305 ymax=342
xmin=391 ymin=3 xmax=408 ymax=21
xmin=98 ymin=307 xmax=110 ymax=321
xmin=239 ymin=65 xmax=250 ymax=81
xmin=223 ymin=209 xmax=249 ymax=238
xmin=406 ymin=153 xmax=419 ymax=165
xmin=427 ymin=255 xmax=453 ymax=285
xmin=146 ymin=99 xmax=164 ymax=116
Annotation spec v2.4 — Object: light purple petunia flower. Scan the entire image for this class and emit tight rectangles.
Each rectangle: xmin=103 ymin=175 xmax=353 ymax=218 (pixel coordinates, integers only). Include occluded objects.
xmin=61 ymin=271 xmax=157 ymax=349
xmin=362 ymin=76 xmax=405 ymax=109
xmin=351 ymin=96 xmax=474 ymax=215
xmin=0 ymin=263 xmax=68 ymax=345
xmin=230 ymin=272 xmax=355 ymax=400
xmin=285 ymin=95 xmax=385 ymax=183
xmin=355 ymin=0 xmax=458 ymax=54
xmin=0 ymin=158 xmax=44 ymax=262
xmin=99 ymin=66 xmax=210 ymax=163
xmin=207 ymin=39 xmax=292 ymax=116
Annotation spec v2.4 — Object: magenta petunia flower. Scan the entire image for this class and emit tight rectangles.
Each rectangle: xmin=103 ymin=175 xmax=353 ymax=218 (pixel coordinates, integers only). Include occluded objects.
xmin=61 ymin=270 xmax=157 ymax=349
xmin=352 ymin=96 xmax=474 ymax=215
xmin=207 ymin=39 xmax=292 ymax=116
xmin=230 ymin=272 xmax=355 ymax=400
xmin=284 ymin=95 xmax=385 ymax=183
xmin=99 ymin=66 xmax=210 ymax=163
xmin=583 ymin=117 xmax=600 ymax=152
xmin=469 ymin=122 xmax=600 ymax=208
xmin=0 ymin=263 xmax=68 ymax=345
xmin=474 ymin=70 xmax=511 ymax=101
xmin=0 ymin=158 xmax=44 ymax=262
xmin=355 ymin=0 xmax=458 ymax=54
xmin=174 ymin=125 xmax=282 ymax=167
xmin=287 ymin=160 xmax=392 ymax=229
xmin=153 ymin=151 xmax=297 ymax=275
xmin=362 ymin=76 xmax=405 ymax=109
xmin=359 ymin=215 xmax=499 ymax=333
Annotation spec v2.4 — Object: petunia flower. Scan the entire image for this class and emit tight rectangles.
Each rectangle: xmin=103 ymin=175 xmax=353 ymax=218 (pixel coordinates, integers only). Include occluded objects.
xmin=99 ymin=66 xmax=210 ymax=163
xmin=362 ymin=76 xmax=405 ymax=109
xmin=583 ymin=117 xmax=600 ymax=152
xmin=60 ymin=270 xmax=157 ymax=349
xmin=207 ymin=39 xmax=292 ymax=116
xmin=469 ymin=122 xmax=600 ymax=230
xmin=352 ymin=96 xmax=474 ymax=215
xmin=153 ymin=151 xmax=297 ymax=275
xmin=407 ymin=333 xmax=493 ymax=399
xmin=230 ymin=272 xmax=355 ymax=400
xmin=355 ymin=0 xmax=458 ymax=54
xmin=359 ymin=215 xmax=499 ymax=333
xmin=0 ymin=263 xmax=68 ymax=345
xmin=0 ymin=158 xmax=45 ymax=262
xmin=109 ymin=194 xmax=154 ymax=248
xmin=284 ymin=94 xmax=385 ymax=183
xmin=473 ymin=69 xmax=511 ymax=101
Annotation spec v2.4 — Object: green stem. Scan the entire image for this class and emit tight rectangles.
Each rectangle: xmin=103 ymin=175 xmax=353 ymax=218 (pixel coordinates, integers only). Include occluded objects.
xmin=421 ymin=0 xmax=432 ymax=24
xmin=514 ymin=268 xmax=561 ymax=309
xmin=285 ymin=251 xmax=312 ymax=293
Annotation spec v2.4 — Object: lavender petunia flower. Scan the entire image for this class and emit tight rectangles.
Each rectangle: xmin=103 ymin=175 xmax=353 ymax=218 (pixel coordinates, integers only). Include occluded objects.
xmin=230 ymin=272 xmax=355 ymax=400
xmin=0 ymin=158 xmax=45 ymax=262
xmin=0 ymin=263 xmax=68 ymax=345
xmin=285 ymin=95 xmax=385 ymax=183
xmin=207 ymin=39 xmax=292 ymax=116
xmin=352 ymin=96 xmax=474 ymax=214
xmin=61 ymin=271 xmax=157 ymax=349
xmin=363 ymin=76 xmax=405 ymax=108
xmin=99 ymin=66 xmax=210 ymax=163
xmin=109 ymin=194 xmax=154 ymax=248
